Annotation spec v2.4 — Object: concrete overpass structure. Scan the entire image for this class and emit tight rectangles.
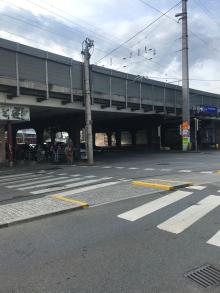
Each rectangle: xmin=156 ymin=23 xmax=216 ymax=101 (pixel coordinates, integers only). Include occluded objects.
xmin=0 ymin=37 xmax=219 ymax=163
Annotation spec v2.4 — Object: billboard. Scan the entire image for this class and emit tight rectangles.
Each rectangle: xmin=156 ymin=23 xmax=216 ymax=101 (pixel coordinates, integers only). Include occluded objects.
xmin=0 ymin=104 xmax=30 ymax=121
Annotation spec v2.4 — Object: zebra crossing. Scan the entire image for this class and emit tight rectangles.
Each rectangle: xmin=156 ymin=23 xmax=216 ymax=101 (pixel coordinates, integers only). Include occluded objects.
xmin=79 ymin=165 xmax=217 ymax=175
xmin=0 ymin=171 xmax=126 ymax=198
xmin=117 ymin=185 xmax=220 ymax=248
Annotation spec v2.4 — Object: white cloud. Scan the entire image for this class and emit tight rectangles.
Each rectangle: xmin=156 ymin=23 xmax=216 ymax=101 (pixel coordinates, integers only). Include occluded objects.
xmin=0 ymin=0 xmax=219 ymax=94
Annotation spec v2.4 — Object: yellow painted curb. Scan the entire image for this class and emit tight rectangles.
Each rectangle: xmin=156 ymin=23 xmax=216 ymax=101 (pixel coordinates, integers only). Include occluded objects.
xmin=53 ymin=195 xmax=89 ymax=208
xmin=216 ymin=170 xmax=220 ymax=174
xmin=131 ymin=181 xmax=173 ymax=190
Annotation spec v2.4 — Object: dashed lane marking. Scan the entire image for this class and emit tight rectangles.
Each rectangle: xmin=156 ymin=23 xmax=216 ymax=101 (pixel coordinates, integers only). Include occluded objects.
xmin=128 ymin=167 xmax=139 ymax=170
xmin=143 ymin=168 xmax=155 ymax=171
xmin=200 ymin=171 xmax=214 ymax=174
xmin=178 ymin=170 xmax=192 ymax=173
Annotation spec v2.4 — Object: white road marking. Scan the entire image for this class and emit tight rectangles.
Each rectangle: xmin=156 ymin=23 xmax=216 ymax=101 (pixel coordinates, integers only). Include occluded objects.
xmin=160 ymin=169 xmax=172 ymax=171
xmin=0 ymin=175 xmax=53 ymax=185
xmin=207 ymin=230 xmax=220 ymax=247
xmin=7 ymin=177 xmax=67 ymax=188
xmin=52 ymin=180 xmax=121 ymax=197
xmin=178 ymin=170 xmax=192 ymax=173
xmin=57 ymin=173 xmax=68 ymax=176
xmin=143 ymin=168 xmax=155 ymax=171
xmin=70 ymin=174 xmax=81 ymax=177
xmin=128 ymin=167 xmax=139 ymax=170
xmin=186 ymin=185 xmax=206 ymax=190
xmin=102 ymin=166 xmax=112 ymax=169
xmin=115 ymin=167 xmax=125 ymax=169
xmin=18 ymin=176 xmax=85 ymax=190
xmin=157 ymin=195 xmax=220 ymax=234
xmin=200 ymin=171 xmax=213 ymax=174
xmin=0 ymin=172 xmax=33 ymax=180
xmin=31 ymin=177 xmax=113 ymax=195
xmin=117 ymin=190 xmax=192 ymax=222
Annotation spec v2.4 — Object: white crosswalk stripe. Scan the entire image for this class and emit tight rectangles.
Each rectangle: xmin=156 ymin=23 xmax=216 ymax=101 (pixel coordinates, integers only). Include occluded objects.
xmin=207 ymin=230 xmax=220 ymax=247
xmin=200 ymin=171 xmax=213 ymax=174
xmin=7 ymin=176 xmax=68 ymax=188
xmin=51 ymin=180 xmax=121 ymax=197
xmin=117 ymin=190 xmax=192 ymax=221
xmin=18 ymin=175 xmax=86 ymax=191
xmin=157 ymin=195 xmax=220 ymax=234
xmin=0 ymin=172 xmax=33 ymax=180
xmin=186 ymin=185 xmax=206 ymax=190
xmin=30 ymin=177 xmax=113 ymax=195
xmin=0 ymin=174 xmax=48 ymax=184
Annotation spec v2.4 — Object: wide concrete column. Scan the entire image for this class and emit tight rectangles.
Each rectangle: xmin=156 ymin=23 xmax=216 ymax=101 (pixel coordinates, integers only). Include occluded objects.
xmin=69 ymin=127 xmax=81 ymax=161
xmin=7 ymin=122 xmax=13 ymax=166
xmin=0 ymin=126 xmax=6 ymax=164
xmin=131 ymin=130 xmax=137 ymax=146
xmin=115 ymin=130 xmax=121 ymax=147
xmin=35 ymin=127 xmax=44 ymax=145
xmin=107 ymin=131 xmax=112 ymax=147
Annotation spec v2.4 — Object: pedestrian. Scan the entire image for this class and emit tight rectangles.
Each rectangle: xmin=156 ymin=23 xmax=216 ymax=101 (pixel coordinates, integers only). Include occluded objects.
xmin=65 ymin=141 xmax=73 ymax=164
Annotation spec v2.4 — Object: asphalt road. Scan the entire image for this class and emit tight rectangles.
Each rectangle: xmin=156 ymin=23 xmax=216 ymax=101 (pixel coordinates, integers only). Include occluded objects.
xmin=1 ymin=151 xmax=220 ymax=292
xmin=0 ymin=185 xmax=220 ymax=293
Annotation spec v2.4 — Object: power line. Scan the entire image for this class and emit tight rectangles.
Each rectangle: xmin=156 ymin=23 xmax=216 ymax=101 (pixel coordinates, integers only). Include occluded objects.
xmin=196 ymin=0 xmax=219 ymax=25
xmin=94 ymin=1 xmax=181 ymax=64
xmin=139 ymin=0 xmax=220 ymax=55
xmin=1 ymin=0 xmax=136 ymax=60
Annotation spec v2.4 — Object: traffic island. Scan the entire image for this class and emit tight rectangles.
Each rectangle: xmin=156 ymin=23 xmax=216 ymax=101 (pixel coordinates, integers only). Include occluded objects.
xmin=131 ymin=179 xmax=192 ymax=190
xmin=0 ymin=196 xmax=89 ymax=228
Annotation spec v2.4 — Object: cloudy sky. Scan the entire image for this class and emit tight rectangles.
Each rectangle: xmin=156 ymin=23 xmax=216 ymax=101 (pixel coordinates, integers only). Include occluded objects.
xmin=0 ymin=0 xmax=219 ymax=93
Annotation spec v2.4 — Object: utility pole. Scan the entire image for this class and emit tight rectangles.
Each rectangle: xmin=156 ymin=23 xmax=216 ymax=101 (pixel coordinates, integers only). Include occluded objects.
xmin=81 ymin=38 xmax=94 ymax=165
xmin=194 ymin=118 xmax=198 ymax=152
xmin=176 ymin=0 xmax=190 ymax=151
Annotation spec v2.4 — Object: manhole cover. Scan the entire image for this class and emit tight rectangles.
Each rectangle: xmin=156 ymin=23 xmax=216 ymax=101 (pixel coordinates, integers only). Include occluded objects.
xmin=185 ymin=264 xmax=220 ymax=288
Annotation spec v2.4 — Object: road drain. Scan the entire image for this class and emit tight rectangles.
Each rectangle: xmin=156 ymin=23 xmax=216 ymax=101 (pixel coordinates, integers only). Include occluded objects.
xmin=185 ymin=264 xmax=220 ymax=288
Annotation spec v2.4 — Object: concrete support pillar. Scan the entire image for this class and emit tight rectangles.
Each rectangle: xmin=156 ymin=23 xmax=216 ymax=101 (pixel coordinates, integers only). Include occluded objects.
xmin=107 ymin=131 xmax=112 ymax=147
xmin=0 ymin=126 xmax=6 ymax=164
xmin=115 ymin=130 xmax=121 ymax=147
xmin=7 ymin=122 xmax=13 ymax=166
xmin=147 ymin=128 xmax=153 ymax=148
xmin=93 ymin=132 xmax=96 ymax=147
xmin=131 ymin=130 xmax=136 ymax=146
xmin=35 ymin=127 xmax=44 ymax=145
xmin=50 ymin=131 xmax=56 ymax=144
xmin=69 ymin=127 xmax=81 ymax=161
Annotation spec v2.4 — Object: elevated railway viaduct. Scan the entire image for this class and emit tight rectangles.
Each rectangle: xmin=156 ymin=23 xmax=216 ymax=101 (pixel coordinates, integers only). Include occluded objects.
xmin=0 ymin=37 xmax=219 ymax=163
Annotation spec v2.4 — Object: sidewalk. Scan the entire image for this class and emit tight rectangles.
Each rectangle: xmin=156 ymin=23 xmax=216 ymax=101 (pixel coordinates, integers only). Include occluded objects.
xmin=0 ymin=194 xmax=88 ymax=228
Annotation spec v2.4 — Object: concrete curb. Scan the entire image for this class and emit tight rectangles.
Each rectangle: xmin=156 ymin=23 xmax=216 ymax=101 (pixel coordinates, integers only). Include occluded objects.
xmin=0 ymin=204 xmax=88 ymax=229
xmin=131 ymin=180 xmax=192 ymax=191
